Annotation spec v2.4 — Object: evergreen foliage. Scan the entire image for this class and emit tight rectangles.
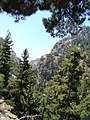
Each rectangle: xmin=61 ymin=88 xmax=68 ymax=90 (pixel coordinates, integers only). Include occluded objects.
xmin=39 ymin=46 xmax=85 ymax=120
xmin=0 ymin=74 xmax=5 ymax=97
xmin=0 ymin=28 xmax=90 ymax=120
xmin=0 ymin=32 xmax=13 ymax=100
xmin=17 ymin=48 xmax=30 ymax=88
xmin=7 ymin=48 xmax=39 ymax=117
xmin=77 ymin=68 xmax=90 ymax=119
xmin=0 ymin=31 xmax=13 ymax=88
xmin=42 ymin=0 xmax=90 ymax=37
xmin=0 ymin=0 xmax=90 ymax=36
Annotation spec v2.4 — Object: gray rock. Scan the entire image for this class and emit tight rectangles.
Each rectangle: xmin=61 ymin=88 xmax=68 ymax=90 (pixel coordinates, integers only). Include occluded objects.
xmin=0 ymin=99 xmax=19 ymax=120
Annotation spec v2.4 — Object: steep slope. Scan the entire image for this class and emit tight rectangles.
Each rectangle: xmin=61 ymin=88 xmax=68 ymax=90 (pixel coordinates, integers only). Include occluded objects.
xmin=30 ymin=58 xmax=40 ymax=68
xmin=11 ymin=50 xmax=20 ymax=70
xmin=51 ymin=26 xmax=90 ymax=57
xmin=37 ymin=26 xmax=90 ymax=83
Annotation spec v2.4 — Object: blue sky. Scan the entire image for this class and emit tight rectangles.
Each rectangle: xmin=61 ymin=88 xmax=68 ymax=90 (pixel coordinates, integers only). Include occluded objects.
xmin=0 ymin=11 xmax=89 ymax=61
xmin=0 ymin=11 xmax=59 ymax=61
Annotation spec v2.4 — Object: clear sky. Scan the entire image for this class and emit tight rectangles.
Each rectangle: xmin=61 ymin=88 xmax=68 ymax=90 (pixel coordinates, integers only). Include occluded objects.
xmin=0 ymin=11 xmax=59 ymax=61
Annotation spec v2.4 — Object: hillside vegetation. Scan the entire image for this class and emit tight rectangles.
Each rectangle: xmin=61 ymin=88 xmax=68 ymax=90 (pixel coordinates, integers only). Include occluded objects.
xmin=0 ymin=27 xmax=90 ymax=120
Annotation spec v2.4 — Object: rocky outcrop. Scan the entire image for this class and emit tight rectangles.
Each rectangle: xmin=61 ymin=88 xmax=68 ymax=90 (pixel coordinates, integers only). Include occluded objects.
xmin=0 ymin=98 xmax=19 ymax=120
xmin=30 ymin=58 xmax=40 ymax=69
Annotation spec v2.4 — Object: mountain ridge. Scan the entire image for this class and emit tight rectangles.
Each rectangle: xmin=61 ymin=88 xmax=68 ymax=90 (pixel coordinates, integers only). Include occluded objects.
xmin=30 ymin=26 xmax=90 ymax=68
xmin=34 ymin=26 xmax=90 ymax=83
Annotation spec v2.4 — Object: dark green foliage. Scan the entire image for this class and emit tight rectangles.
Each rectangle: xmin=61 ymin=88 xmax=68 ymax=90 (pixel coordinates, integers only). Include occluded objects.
xmin=8 ymin=48 xmax=39 ymax=117
xmin=0 ymin=0 xmax=90 ymax=36
xmin=0 ymin=27 xmax=90 ymax=120
xmin=0 ymin=74 xmax=5 ymax=97
xmin=79 ymin=68 xmax=90 ymax=99
xmin=0 ymin=31 xmax=13 ymax=87
xmin=39 ymin=46 xmax=85 ymax=120
xmin=76 ymin=68 xmax=90 ymax=119
xmin=17 ymin=48 xmax=30 ymax=88
xmin=77 ymin=93 xmax=90 ymax=119
xmin=0 ymin=0 xmax=38 ymax=21
xmin=42 ymin=0 xmax=90 ymax=37
xmin=7 ymin=77 xmax=21 ymax=105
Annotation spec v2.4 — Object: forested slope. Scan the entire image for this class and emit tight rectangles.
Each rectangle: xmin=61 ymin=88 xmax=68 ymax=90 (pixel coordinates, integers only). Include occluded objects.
xmin=0 ymin=27 xmax=90 ymax=120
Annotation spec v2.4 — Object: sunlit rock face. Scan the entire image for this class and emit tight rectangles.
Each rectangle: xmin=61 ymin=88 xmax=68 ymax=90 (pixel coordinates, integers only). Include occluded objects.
xmin=0 ymin=98 xmax=19 ymax=120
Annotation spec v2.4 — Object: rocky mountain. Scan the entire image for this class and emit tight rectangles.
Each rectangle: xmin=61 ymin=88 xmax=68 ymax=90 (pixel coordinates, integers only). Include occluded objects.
xmin=35 ymin=26 xmax=90 ymax=83
xmin=11 ymin=50 xmax=20 ymax=69
xmin=0 ymin=37 xmax=3 ymax=44
xmin=30 ymin=58 xmax=40 ymax=68
xmin=51 ymin=27 xmax=90 ymax=57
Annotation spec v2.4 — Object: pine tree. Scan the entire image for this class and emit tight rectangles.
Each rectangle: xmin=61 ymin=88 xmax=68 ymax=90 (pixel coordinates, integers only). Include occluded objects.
xmin=10 ymin=48 xmax=38 ymax=117
xmin=77 ymin=68 xmax=90 ymax=119
xmin=17 ymin=48 xmax=30 ymax=89
xmin=0 ymin=31 xmax=13 ymax=88
xmin=40 ymin=46 xmax=85 ymax=120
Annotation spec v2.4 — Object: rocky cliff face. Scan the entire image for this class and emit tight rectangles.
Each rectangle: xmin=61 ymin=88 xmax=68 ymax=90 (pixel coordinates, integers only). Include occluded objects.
xmin=0 ymin=98 xmax=19 ymax=120
xmin=51 ymin=26 xmax=90 ymax=56
xmin=30 ymin=58 xmax=40 ymax=68
xmin=36 ymin=26 xmax=90 ymax=83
